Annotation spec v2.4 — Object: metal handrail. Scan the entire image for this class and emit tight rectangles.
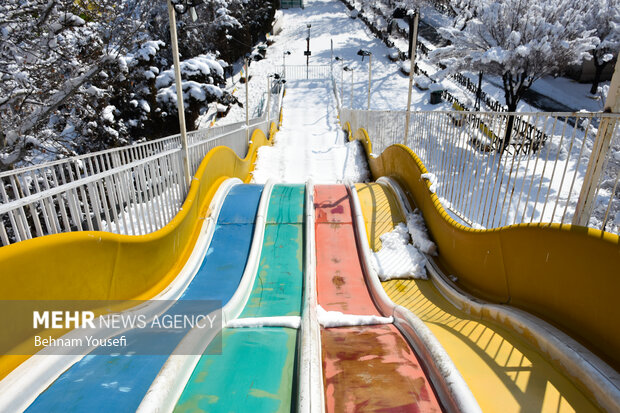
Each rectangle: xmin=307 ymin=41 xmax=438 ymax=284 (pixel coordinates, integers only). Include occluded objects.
xmin=0 ymin=81 xmax=285 ymax=245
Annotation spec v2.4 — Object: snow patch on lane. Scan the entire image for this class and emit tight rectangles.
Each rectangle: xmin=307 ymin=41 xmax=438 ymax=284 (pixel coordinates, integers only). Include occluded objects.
xmin=317 ymin=305 xmax=393 ymax=328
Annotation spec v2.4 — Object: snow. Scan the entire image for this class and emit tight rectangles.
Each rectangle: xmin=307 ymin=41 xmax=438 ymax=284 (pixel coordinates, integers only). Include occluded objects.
xmin=135 ymin=41 xmax=164 ymax=62
xmin=406 ymin=210 xmax=438 ymax=256
xmin=100 ymin=184 xmax=182 ymax=235
xmin=316 ymin=305 xmax=393 ymax=328
xmin=156 ymin=55 xmax=224 ymax=89
xmin=370 ymin=223 xmax=428 ymax=281
xmin=102 ymin=105 xmax=116 ymax=123
xmin=421 ymin=173 xmax=437 ymax=193
xmin=415 ymin=75 xmax=432 ymax=90
xmin=226 ymin=316 xmax=301 ymax=329
xmin=157 ymin=81 xmax=223 ymax=106
xmin=251 ymin=81 xmax=370 ymax=184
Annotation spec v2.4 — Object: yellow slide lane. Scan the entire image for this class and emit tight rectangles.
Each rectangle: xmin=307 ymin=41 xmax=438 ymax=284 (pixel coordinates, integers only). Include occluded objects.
xmin=355 ymin=182 xmax=599 ymax=413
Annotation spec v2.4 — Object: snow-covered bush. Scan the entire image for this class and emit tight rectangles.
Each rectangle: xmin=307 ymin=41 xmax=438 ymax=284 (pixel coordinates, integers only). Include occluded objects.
xmin=155 ymin=54 xmax=237 ymax=129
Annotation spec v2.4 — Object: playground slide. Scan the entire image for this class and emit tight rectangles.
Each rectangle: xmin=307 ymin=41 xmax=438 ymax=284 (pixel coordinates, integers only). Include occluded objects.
xmin=172 ymin=184 xmax=305 ymax=412
xmin=347 ymin=124 xmax=620 ymax=411
xmin=354 ymin=181 xmax=600 ymax=412
xmin=0 ymin=126 xmax=275 ymax=381
xmin=313 ymin=184 xmax=442 ymax=412
xmin=17 ymin=182 xmax=266 ymax=412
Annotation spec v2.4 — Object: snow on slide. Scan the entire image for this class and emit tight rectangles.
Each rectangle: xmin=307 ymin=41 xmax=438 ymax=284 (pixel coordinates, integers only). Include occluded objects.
xmin=251 ymin=80 xmax=370 ymax=184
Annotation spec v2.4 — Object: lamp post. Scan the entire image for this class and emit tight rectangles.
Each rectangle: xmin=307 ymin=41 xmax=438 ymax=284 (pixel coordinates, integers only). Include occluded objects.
xmin=167 ymin=0 xmax=191 ymax=187
xmin=305 ymin=24 xmax=312 ymax=79
xmin=266 ymin=75 xmax=272 ymax=119
xmin=404 ymin=10 xmax=419 ymax=146
xmin=344 ymin=66 xmax=353 ymax=109
xmin=357 ymin=49 xmax=372 ymax=110
xmin=282 ymin=51 xmax=290 ymax=78
xmin=244 ymin=57 xmax=250 ymax=141
xmin=335 ymin=56 xmax=344 ymax=101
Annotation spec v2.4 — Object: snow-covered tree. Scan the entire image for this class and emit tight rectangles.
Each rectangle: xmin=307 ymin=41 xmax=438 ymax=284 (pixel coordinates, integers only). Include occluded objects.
xmin=0 ymin=0 xmax=153 ymax=169
xmin=430 ymin=0 xmax=598 ymax=151
xmin=0 ymin=0 xmax=277 ymax=171
xmin=584 ymin=0 xmax=620 ymax=95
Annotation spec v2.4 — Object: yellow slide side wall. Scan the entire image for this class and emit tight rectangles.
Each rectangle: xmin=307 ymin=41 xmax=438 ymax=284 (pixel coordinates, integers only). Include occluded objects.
xmin=348 ymin=124 xmax=620 ymax=370
xmin=0 ymin=125 xmax=274 ymax=379
xmin=0 ymin=127 xmax=272 ymax=301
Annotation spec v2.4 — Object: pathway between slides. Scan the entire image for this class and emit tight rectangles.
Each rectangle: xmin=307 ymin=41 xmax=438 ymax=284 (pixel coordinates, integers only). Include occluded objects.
xmin=252 ymin=80 xmax=369 ymax=184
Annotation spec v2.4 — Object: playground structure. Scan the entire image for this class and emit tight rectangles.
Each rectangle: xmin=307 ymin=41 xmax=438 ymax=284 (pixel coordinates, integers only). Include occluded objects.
xmin=0 ymin=64 xmax=619 ymax=413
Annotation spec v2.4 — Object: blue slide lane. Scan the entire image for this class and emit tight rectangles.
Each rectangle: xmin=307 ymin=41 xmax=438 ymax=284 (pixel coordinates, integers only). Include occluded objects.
xmin=26 ymin=184 xmax=264 ymax=413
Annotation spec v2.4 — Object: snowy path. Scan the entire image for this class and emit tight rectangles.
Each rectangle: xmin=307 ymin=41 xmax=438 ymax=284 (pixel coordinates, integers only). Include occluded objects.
xmin=251 ymin=80 xmax=369 ymax=184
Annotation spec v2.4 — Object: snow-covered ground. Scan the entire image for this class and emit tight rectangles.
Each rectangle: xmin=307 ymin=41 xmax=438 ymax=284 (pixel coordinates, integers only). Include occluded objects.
xmin=251 ymin=80 xmax=369 ymax=184
xmin=201 ymin=0 xmax=454 ymax=129
xmin=206 ymin=0 xmax=618 ymax=233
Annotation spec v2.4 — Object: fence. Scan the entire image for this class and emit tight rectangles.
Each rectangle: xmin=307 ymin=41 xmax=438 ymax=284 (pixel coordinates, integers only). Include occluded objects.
xmin=283 ymin=65 xmax=333 ymax=81
xmin=340 ymin=107 xmax=620 ymax=233
xmin=0 ymin=84 xmax=284 ymax=246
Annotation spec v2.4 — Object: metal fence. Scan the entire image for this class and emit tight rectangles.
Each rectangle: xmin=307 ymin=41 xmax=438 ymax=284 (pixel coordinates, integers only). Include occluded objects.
xmin=283 ymin=65 xmax=333 ymax=81
xmin=340 ymin=107 xmax=620 ymax=234
xmin=0 ymin=85 xmax=284 ymax=246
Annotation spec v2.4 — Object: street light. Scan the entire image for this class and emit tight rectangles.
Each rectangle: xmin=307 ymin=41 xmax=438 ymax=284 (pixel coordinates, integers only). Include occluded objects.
xmin=166 ymin=0 xmax=191 ymax=186
xmin=335 ymin=56 xmax=344 ymax=102
xmin=343 ymin=66 xmax=353 ymax=109
xmin=357 ymin=49 xmax=372 ymax=110
xmin=403 ymin=10 xmax=419 ymax=146
xmin=244 ymin=55 xmax=250 ymax=140
xmin=305 ymin=24 xmax=312 ymax=79
xmin=282 ymin=51 xmax=291 ymax=78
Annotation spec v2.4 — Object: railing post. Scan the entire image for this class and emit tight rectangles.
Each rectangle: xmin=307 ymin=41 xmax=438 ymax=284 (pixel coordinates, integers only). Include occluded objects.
xmin=266 ymin=76 xmax=271 ymax=120
xmin=404 ymin=11 xmax=419 ymax=147
xmin=350 ymin=69 xmax=354 ymax=109
xmin=367 ymin=53 xmax=372 ymax=110
xmin=573 ymin=60 xmax=620 ymax=227
xmin=167 ymin=0 xmax=191 ymax=187
xmin=244 ymin=58 xmax=250 ymax=141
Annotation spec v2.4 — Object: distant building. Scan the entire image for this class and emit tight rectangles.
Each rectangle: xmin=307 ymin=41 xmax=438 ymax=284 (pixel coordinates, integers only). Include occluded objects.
xmin=280 ymin=0 xmax=304 ymax=8
xmin=567 ymin=57 xmax=617 ymax=83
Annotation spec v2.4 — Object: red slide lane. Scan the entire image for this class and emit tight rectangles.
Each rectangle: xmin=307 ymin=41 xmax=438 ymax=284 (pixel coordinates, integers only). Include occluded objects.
xmin=314 ymin=185 xmax=442 ymax=412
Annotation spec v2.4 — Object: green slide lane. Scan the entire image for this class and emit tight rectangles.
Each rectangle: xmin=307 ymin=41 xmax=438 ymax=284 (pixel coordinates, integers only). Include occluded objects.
xmin=174 ymin=184 xmax=305 ymax=413
xmin=241 ymin=185 xmax=305 ymax=318
xmin=174 ymin=328 xmax=298 ymax=412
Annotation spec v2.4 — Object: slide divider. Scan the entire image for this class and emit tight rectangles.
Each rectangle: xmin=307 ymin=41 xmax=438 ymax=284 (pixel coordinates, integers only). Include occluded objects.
xmin=345 ymin=180 xmax=482 ymax=413
xmin=298 ymin=179 xmax=326 ymax=413
xmin=0 ymin=178 xmax=243 ymax=413
xmin=136 ymin=180 xmax=275 ymax=413
xmin=381 ymin=176 xmax=620 ymax=413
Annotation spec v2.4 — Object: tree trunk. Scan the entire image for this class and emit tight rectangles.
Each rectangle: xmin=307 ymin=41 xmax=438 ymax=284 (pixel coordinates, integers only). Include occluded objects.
xmin=590 ymin=59 xmax=607 ymax=95
xmin=502 ymin=109 xmax=516 ymax=153
xmin=501 ymin=72 xmax=519 ymax=153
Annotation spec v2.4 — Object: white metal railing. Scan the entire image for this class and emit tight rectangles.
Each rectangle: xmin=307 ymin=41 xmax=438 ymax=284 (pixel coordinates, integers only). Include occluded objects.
xmin=340 ymin=107 xmax=620 ymax=233
xmin=0 ymin=83 xmax=284 ymax=246
xmin=283 ymin=65 xmax=332 ymax=81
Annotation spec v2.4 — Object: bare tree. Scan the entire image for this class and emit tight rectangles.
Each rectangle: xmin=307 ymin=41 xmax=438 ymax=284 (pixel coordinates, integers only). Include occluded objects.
xmin=430 ymin=0 xmax=597 ymax=151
